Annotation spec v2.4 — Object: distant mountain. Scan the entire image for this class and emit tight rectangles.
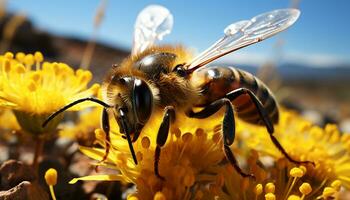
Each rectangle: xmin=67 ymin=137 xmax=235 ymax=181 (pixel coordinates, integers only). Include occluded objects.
xmin=278 ymin=63 xmax=350 ymax=81
xmin=215 ymin=62 xmax=350 ymax=85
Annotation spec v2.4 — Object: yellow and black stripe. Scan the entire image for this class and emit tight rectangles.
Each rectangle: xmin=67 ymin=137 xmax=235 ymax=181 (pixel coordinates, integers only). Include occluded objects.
xmin=193 ymin=66 xmax=279 ymax=125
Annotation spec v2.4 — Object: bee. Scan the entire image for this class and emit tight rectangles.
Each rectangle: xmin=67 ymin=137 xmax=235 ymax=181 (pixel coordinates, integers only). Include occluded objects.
xmin=44 ymin=5 xmax=313 ymax=180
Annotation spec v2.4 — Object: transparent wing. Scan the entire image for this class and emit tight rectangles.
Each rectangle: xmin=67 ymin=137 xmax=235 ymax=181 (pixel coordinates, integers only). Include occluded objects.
xmin=132 ymin=5 xmax=173 ymax=55
xmin=186 ymin=9 xmax=300 ymax=71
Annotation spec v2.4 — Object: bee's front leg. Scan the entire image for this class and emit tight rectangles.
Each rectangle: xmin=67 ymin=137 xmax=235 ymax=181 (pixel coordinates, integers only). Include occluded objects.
xmin=187 ymin=98 xmax=255 ymax=179
xmin=101 ymin=108 xmax=111 ymax=163
xmin=154 ymin=106 xmax=175 ymax=180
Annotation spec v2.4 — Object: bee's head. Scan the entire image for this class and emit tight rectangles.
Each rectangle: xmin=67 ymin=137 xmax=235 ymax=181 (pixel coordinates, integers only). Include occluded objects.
xmin=111 ymin=76 xmax=154 ymax=141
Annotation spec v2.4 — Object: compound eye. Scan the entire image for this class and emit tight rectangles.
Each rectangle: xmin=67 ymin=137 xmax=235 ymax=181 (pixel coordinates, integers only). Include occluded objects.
xmin=173 ymin=64 xmax=187 ymax=77
xmin=132 ymin=79 xmax=153 ymax=124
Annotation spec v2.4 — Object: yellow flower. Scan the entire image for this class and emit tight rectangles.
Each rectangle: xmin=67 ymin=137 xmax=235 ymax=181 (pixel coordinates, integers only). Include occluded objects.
xmin=71 ymin=113 xmax=226 ymax=200
xmin=0 ymin=109 xmax=20 ymax=132
xmin=215 ymin=152 xmax=342 ymax=200
xmin=242 ymin=109 xmax=350 ymax=189
xmin=0 ymin=52 xmax=100 ymax=134
xmin=70 ymin=108 xmax=350 ymax=199
xmin=0 ymin=109 xmax=20 ymax=142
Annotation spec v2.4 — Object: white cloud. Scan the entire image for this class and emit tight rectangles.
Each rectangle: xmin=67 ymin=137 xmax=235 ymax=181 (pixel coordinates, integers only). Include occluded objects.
xmin=284 ymin=52 xmax=350 ymax=67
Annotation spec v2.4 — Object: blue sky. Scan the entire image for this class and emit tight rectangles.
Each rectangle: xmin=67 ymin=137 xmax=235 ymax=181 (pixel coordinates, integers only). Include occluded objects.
xmin=6 ymin=0 xmax=350 ymax=67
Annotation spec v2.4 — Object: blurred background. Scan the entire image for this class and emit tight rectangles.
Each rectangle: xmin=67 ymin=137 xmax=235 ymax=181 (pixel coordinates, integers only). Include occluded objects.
xmin=1 ymin=0 xmax=350 ymax=131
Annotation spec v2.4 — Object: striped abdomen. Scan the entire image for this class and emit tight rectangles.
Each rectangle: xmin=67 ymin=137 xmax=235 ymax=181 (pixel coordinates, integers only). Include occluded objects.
xmin=191 ymin=66 xmax=279 ymax=125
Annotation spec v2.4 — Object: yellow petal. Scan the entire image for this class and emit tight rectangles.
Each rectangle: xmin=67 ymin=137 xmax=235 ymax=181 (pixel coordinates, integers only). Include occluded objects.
xmin=79 ymin=146 xmax=105 ymax=160
xmin=69 ymin=174 xmax=125 ymax=184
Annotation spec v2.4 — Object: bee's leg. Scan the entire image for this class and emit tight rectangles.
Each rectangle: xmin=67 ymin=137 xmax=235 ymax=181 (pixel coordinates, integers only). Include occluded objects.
xmin=100 ymin=108 xmax=111 ymax=163
xmin=118 ymin=109 xmax=138 ymax=165
xmin=155 ymin=106 xmax=175 ymax=180
xmin=226 ymin=88 xmax=314 ymax=166
xmin=187 ymin=98 xmax=254 ymax=179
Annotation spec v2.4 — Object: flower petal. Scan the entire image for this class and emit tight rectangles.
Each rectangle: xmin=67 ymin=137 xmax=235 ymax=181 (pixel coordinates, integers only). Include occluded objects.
xmin=69 ymin=174 xmax=125 ymax=184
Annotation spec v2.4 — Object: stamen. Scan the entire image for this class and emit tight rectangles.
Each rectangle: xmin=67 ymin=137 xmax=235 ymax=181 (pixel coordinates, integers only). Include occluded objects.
xmin=182 ymin=132 xmax=193 ymax=143
xmin=308 ymin=178 xmax=328 ymax=197
xmin=287 ymin=195 xmax=301 ymax=200
xmin=15 ymin=63 xmax=25 ymax=74
xmin=254 ymin=184 xmax=263 ymax=200
xmin=265 ymin=182 xmax=275 ymax=193
xmin=141 ymin=136 xmax=151 ymax=149
xmin=211 ymin=132 xmax=221 ymax=143
xmin=3 ymin=58 xmax=11 ymax=72
xmin=45 ymin=168 xmax=58 ymax=185
xmin=284 ymin=167 xmax=305 ymax=200
xmin=331 ymin=180 xmax=342 ymax=191
xmin=24 ymin=54 xmax=34 ymax=70
xmin=45 ymin=168 xmax=57 ymax=200
xmin=298 ymin=166 xmax=307 ymax=174
xmin=299 ymin=182 xmax=312 ymax=200
xmin=4 ymin=52 xmax=14 ymax=59
xmin=265 ymin=192 xmax=276 ymax=200
xmin=171 ymin=127 xmax=181 ymax=138
xmin=30 ymin=72 xmax=42 ymax=82
xmin=15 ymin=52 xmax=25 ymax=62
xmin=176 ymin=133 xmax=193 ymax=163
xmin=34 ymin=51 xmax=44 ymax=62
xmin=58 ymin=63 xmax=71 ymax=74
xmin=320 ymin=187 xmax=336 ymax=199
xmin=195 ymin=128 xmax=205 ymax=138
xmin=183 ymin=170 xmax=195 ymax=187
xmin=136 ymin=151 xmax=143 ymax=162
xmin=290 ymin=167 xmax=304 ymax=178
xmin=27 ymin=80 xmax=37 ymax=92
xmin=52 ymin=62 xmax=61 ymax=75
xmin=34 ymin=51 xmax=43 ymax=70
xmin=127 ymin=195 xmax=139 ymax=200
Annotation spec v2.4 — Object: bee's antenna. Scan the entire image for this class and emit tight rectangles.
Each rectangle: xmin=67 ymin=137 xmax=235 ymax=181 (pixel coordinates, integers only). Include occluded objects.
xmin=119 ymin=109 xmax=138 ymax=165
xmin=42 ymin=97 xmax=111 ymax=127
